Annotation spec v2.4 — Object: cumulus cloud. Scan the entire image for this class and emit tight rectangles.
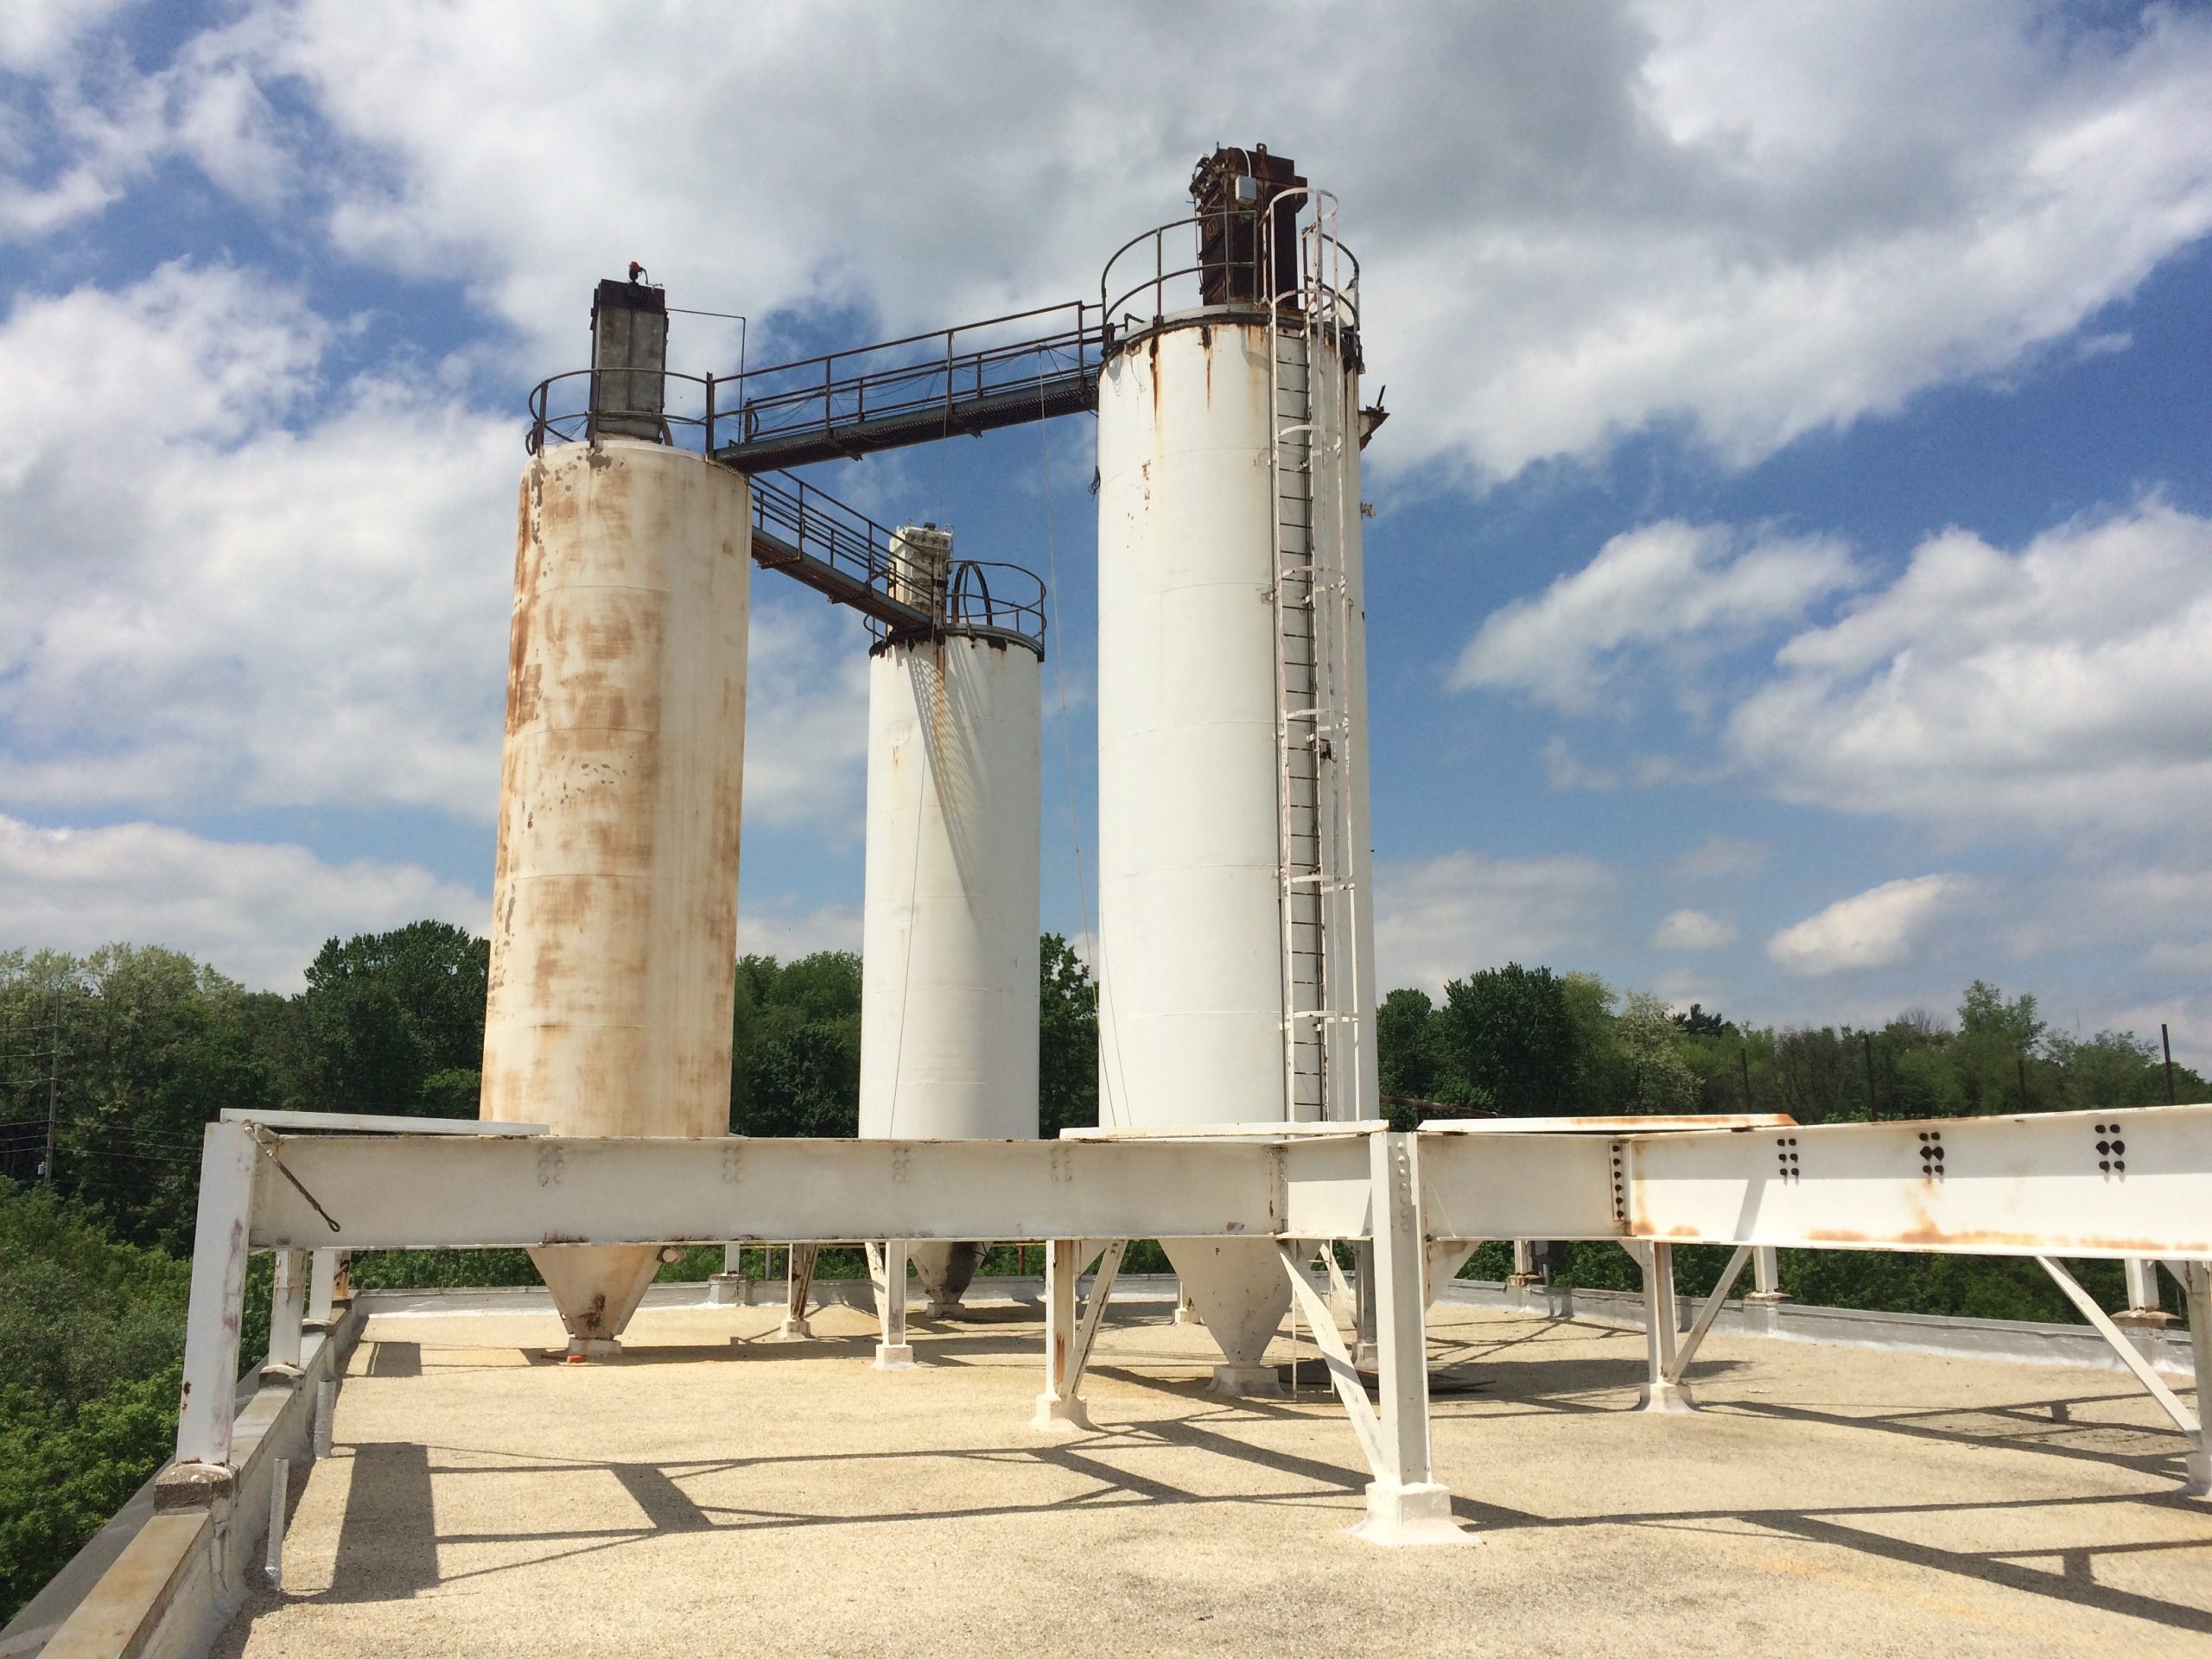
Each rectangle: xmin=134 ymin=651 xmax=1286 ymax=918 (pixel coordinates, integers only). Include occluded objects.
xmin=1459 ymin=521 xmax=1856 ymax=709
xmin=0 ymin=263 xmax=874 ymax=832
xmin=1670 ymin=836 xmax=1769 ymax=880
xmin=1652 ymin=908 xmax=1738 ymax=950
xmin=7 ymin=2 xmax=2185 ymax=480
xmin=0 ymin=264 xmax=516 ymax=820
xmin=0 ymin=814 xmax=483 ymax=991
xmin=1767 ymin=874 xmax=1966 ymax=976
xmin=1729 ymin=502 xmax=2212 ymax=838
xmin=1374 ymin=849 xmax=1616 ymax=993
xmin=735 ymin=899 xmax=862 ymax=963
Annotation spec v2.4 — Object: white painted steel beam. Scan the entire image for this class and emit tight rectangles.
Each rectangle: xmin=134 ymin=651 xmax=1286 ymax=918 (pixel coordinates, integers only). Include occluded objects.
xmin=1624 ymin=1108 xmax=2212 ymax=1258
xmin=239 ymin=1108 xmax=2212 ymax=1261
xmin=220 ymin=1109 xmax=548 ymax=1135
xmin=249 ymin=1135 xmax=1379 ymax=1251
xmin=1423 ymin=1107 xmax=2212 ymax=1259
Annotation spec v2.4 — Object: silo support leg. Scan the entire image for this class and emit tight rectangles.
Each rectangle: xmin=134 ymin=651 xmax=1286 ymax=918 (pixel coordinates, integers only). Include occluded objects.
xmin=777 ymin=1244 xmax=817 ymax=1339
xmin=1348 ymin=1132 xmax=1472 ymax=1546
xmin=1634 ymin=1241 xmax=1696 ymax=1413
xmin=871 ymin=1242 xmax=914 ymax=1370
xmin=2185 ymin=1263 xmax=2212 ymax=1496
xmin=264 ymin=1248 xmax=308 ymax=1382
xmin=307 ymin=1248 xmax=342 ymax=1327
xmin=1033 ymin=1239 xmax=1116 ymax=1432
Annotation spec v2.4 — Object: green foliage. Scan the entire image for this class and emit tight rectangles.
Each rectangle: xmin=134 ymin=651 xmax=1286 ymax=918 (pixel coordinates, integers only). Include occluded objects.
xmin=298 ymin=922 xmax=489 ymax=1120
xmin=0 ymin=1183 xmax=197 ymax=1624
xmin=0 ymin=1185 xmax=190 ymax=1410
xmin=731 ymin=952 xmax=862 ymax=1136
xmin=0 ymin=1364 xmax=181 ymax=1622
xmin=1039 ymin=936 xmax=1098 ymax=1138
xmin=1440 ymin=963 xmax=1579 ymax=1115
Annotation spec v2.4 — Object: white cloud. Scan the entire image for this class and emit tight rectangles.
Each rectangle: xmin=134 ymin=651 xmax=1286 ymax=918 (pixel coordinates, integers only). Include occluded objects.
xmin=0 ymin=264 xmax=872 ymax=834
xmin=1459 ymin=521 xmax=1856 ymax=709
xmin=1652 ymin=908 xmax=1737 ymax=950
xmin=1375 ymin=849 xmax=1616 ymax=993
xmin=735 ymin=899 xmax=861 ymax=963
xmin=1669 ymin=835 xmax=1769 ymax=880
xmin=0 ymin=814 xmax=483 ymax=992
xmin=26 ymin=1 xmax=2180 ymax=481
xmin=1729 ymin=502 xmax=2212 ymax=839
xmin=0 ymin=264 xmax=516 ymax=821
xmin=1767 ymin=874 xmax=1966 ymax=977
xmin=739 ymin=595 xmax=871 ymax=832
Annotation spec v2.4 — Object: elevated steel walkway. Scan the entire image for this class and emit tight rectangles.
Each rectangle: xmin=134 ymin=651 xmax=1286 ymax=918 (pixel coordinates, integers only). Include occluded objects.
xmin=707 ymin=302 xmax=1105 ymax=473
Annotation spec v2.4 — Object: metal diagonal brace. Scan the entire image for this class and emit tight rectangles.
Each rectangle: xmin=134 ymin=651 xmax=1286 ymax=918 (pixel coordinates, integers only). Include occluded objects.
xmin=251 ymin=1130 xmax=341 ymax=1233
xmin=1662 ymin=1243 xmax=1753 ymax=1392
xmin=1033 ymin=1238 xmax=1114 ymax=1432
xmin=1278 ymin=1243 xmax=1385 ymax=1474
xmin=2035 ymin=1255 xmax=2198 ymax=1437
xmin=1065 ymin=1240 xmax=1128 ymax=1388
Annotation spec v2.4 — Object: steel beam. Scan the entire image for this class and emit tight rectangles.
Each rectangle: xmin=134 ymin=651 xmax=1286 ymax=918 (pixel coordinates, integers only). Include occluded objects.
xmin=1421 ymin=1107 xmax=2212 ymax=1258
xmin=250 ymin=1134 xmax=1379 ymax=1251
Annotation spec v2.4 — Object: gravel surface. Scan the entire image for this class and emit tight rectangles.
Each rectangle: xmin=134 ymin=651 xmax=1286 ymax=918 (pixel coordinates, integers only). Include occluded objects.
xmin=218 ymin=1298 xmax=2212 ymax=1657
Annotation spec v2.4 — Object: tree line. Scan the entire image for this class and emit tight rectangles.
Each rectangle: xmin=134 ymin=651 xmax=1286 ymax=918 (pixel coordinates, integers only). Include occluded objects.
xmin=0 ymin=925 xmax=1102 ymax=1253
xmin=1377 ymin=963 xmax=2203 ymax=1127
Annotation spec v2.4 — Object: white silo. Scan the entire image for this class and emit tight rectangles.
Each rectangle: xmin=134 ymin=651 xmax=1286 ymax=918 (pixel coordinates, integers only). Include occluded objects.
xmin=1096 ymin=149 xmax=1377 ymax=1393
xmin=480 ymin=279 xmax=750 ymax=1357
xmin=860 ymin=527 xmax=1044 ymax=1314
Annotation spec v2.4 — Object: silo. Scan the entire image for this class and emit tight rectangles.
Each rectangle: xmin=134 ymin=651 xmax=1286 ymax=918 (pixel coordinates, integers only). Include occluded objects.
xmin=860 ymin=527 xmax=1044 ymax=1314
xmin=481 ymin=279 xmax=750 ymax=1356
xmin=1096 ymin=149 xmax=1376 ymax=1393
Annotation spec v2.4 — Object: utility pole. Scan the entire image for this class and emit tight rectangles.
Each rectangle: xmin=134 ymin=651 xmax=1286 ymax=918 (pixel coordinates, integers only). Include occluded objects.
xmin=41 ymin=992 xmax=59 ymax=1186
xmin=2164 ymin=1024 xmax=2178 ymax=1105
xmin=1862 ymin=1033 xmax=1878 ymax=1123
xmin=1739 ymin=1044 xmax=1753 ymax=1113
xmin=2016 ymin=1052 xmax=2031 ymax=1113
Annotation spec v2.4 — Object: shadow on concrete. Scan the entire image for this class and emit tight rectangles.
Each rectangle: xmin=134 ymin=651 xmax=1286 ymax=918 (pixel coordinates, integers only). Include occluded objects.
xmin=361 ymin=1341 xmax=422 ymax=1379
xmin=325 ymin=1443 xmax=438 ymax=1602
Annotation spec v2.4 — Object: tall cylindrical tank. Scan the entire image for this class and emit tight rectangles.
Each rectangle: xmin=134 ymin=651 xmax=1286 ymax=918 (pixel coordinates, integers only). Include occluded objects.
xmin=1095 ymin=233 xmax=1375 ymax=1390
xmin=1096 ymin=318 xmax=1373 ymax=1124
xmin=480 ymin=435 xmax=750 ymax=1354
xmin=860 ymin=527 xmax=1043 ymax=1313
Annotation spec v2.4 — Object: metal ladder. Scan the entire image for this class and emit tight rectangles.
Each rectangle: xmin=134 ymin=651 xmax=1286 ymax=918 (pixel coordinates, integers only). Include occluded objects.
xmin=1266 ymin=200 xmax=1357 ymax=1122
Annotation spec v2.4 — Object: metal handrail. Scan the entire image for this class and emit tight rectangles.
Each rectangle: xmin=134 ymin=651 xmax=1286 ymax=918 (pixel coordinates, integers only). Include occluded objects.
xmin=715 ymin=301 xmax=1105 ymax=451
xmin=527 ymin=367 xmax=728 ymax=455
xmin=1098 ymin=207 xmax=1361 ymax=342
xmin=944 ymin=559 xmax=1047 ymax=643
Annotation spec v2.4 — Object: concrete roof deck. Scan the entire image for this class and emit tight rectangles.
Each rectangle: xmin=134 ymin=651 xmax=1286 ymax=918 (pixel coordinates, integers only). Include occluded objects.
xmin=219 ymin=1299 xmax=2212 ymax=1658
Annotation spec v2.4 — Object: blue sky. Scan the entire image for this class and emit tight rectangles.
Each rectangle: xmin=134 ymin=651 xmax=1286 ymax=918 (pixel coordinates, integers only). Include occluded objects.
xmin=2 ymin=2 xmax=2209 ymax=1062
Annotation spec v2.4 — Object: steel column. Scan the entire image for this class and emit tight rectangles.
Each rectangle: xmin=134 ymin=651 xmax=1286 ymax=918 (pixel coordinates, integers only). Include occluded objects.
xmin=872 ymin=1241 xmax=914 ymax=1370
xmin=1033 ymin=1238 xmax=1096 ymax=1430
xmin=175 ymin=1122 xmax=258 ymax=1471
xmin=1350 ymin=1132 xmax=1469 ymax=1543
xmin=265 ymin=1247 xmax=308 ymax=1377
xmin=307 ymin=1248 xmax=340 ymax=1326
xmin=1636 ymin=1242 xmax=1694 ymax=1413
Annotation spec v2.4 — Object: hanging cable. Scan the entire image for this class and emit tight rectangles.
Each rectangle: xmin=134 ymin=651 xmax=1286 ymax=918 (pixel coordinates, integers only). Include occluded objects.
xmin=1036 ymin=371 xmax=1125 ymax=1126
